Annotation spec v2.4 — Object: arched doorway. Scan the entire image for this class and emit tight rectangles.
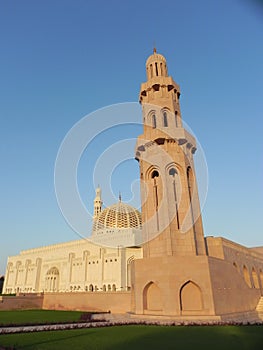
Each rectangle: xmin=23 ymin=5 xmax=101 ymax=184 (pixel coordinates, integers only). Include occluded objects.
xmin=45 ymin=267 xmax=59 ymax=292
xmin=143 ymin=282 xmax=162 ymax=312
xmin=180 ymin=281 xmax=203 ymax=312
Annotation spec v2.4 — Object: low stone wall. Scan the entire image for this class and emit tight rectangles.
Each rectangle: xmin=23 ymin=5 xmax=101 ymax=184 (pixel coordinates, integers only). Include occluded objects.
xmin=0 ymin=294 xmax=43 ymax=310
xmin=42 ymin=291 xmax=131 ymax=313
xmin=208 ymin=257 xmax=261 ymax=315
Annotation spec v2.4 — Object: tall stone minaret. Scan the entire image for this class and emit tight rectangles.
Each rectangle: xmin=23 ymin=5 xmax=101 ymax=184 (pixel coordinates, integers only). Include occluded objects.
xmin=93 ymin=187 xmax=102 ymax=219
xmin=135 ymin=49 xmax=206 ymax=257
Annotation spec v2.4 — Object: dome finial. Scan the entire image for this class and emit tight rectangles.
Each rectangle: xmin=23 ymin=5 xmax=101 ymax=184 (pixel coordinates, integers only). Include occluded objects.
xmin=153 ymin=47 xmax=157 ymax=54
xmin=119 ymin=191 xmax=122 ymax=202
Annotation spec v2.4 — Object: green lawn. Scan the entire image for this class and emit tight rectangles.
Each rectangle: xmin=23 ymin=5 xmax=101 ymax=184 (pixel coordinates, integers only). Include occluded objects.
xmin=0 ymin=310 xmax=84 ymax=326
xmin=0 ymin=325 xmax=263 ymax=350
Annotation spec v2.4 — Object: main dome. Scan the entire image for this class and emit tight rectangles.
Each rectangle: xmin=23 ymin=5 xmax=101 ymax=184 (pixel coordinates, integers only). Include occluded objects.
xmin=93 ymin=202 xmax=142 ymax=231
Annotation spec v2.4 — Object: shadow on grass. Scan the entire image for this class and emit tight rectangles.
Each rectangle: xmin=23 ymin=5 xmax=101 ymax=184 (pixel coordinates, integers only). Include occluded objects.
xmin=0 ymin=330 xmax=97 ymax=350
xmin=1 ymin=325 xmax=263 ymax=350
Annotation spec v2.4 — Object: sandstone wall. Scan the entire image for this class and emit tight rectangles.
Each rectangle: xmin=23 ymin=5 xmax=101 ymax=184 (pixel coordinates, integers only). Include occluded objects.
xmin=42 ymin=291 xmax=131 ymax=314
xmin=0 ymin=294 xmax=43 ymax=311
xmin=208 ymin=257 xmax=261 ymax=315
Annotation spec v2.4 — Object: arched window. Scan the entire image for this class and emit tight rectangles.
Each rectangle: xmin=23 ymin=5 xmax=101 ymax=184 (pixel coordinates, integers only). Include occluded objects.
xmin=252 ymin=268 xmax=260 ymax=288
xmin=243 ymin=265 xmax=252 ymax=287
xmin=155 ymin=62 xmax=159 ymax=76
xmin=151 ymin=170 xmax=159 ymax=179
xmin=163 ymin=111 xmax=168 ymax=127
xmin=187 ymin=167 xmax=196 ymax=241
xmin=127 ymin=256 xmax=135 ymax=290
xmin=89 ymin=284 xmax=94 ymax=292
xmin=233 ymin=262 xmax=239 ymax=272
xmin=160 ymin=62 xmax=163 ymax=75
xmin=45 ymin=267 xmax=59 ymax=292
xmin=112 ymin=284 xmax=116 ymax=292
xmin=151 ymin=170 xmax=160 ymax=230
xmin=150 ymin=64 xmax=153 ymax=78
xmin=108 ymin=284 xmax=111 ymax=291
xmin=103 ymin=284 xmax=106 ymax=292
xmin=169 ymin=167 xmax=180 ymax=229
xmin=260 ymin=270 xmax=263 ymax=289
xmin=175 ymin=111 xmax=178 ymax=127
xmin=152 ymin=114 xmax=156 ymax=128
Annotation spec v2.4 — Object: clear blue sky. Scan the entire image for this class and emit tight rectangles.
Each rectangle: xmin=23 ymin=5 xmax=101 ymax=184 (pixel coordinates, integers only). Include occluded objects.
xmin=0 ymin=0 xmax=263 ymax=274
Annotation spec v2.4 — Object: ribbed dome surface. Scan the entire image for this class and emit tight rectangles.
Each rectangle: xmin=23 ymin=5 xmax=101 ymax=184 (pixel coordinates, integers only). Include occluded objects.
xmin=93 ymin=202 xmax=142 ymax=231
xmin=146 ymin=52 xmax=166 ymax=65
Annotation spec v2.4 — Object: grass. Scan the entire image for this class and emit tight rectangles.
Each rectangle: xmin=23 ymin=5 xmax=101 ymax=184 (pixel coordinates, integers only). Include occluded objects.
xmin=0 ymin=310 xmax=85 ymax=326
xmin=0 ymin=325 xmax=263 ymax=350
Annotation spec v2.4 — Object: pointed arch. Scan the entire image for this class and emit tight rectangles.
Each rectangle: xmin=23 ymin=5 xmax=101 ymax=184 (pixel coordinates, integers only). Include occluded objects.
xmin=45 ymin=267 xmax=59 ymax=292
xmin=259 ymin=270 xmax=263 ymax=291
xmin=168 ymin=166 xmax=180 ymax=229
xmin=127 ymin=256 xmax=135 ymax=290
xmin=143 ymin=282 xmax=162 ymax=311
xmin=252 ymin=267 xmax=260 ymax=289
xmin=152 ymin=114 xmax=156 ymax=128
xmin=146 ymin=110 xmax=157 ymax=128
xmin=160 ymin=107 xmax=170 ymax=128
xmin=145 ymin=165 xmax=161 ymax=180
xmin=187 ymin=166 xmax=197 ymax=245
xmin=175 ymin=111 xmax=178 ymax=127
xmin=163 ymin=111 xmax=168 ymax=127
xmin=180 ymin=281 xmax=203 ymax=311
xmin=233 ymin=262 xmax=239 ymax=273
xmin=243 ymin=265 xmax=252 ymax=288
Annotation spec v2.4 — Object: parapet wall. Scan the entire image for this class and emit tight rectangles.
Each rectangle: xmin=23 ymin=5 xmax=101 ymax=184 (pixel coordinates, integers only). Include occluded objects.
xmin=208 ymin=257 xmax=261 ymax=315
xmin=42 ymin=291 xmax=131 ymax=314
xmin=0 ymin=294 xmax=43 ymax=310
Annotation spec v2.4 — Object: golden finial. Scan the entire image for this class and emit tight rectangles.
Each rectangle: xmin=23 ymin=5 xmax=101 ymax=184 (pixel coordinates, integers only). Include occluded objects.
xmin=153 ymin=47 xmax=157 ymax=54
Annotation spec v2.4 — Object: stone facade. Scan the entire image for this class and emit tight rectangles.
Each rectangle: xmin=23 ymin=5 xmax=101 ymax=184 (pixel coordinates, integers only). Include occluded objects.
xmin=131 ymin=50 xmax=263 ymax=319
xmin=3 ymin=239 xmax=142 ymax=294
xmin=2 ymin=50 xmax=263 ymax=321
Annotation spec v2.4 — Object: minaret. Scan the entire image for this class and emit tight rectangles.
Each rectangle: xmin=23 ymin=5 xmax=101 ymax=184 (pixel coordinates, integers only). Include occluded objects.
xmin=135 ymin=49 xmax=206 ymax=257
xmin=93 ymin=187 xmax=102 ymax=219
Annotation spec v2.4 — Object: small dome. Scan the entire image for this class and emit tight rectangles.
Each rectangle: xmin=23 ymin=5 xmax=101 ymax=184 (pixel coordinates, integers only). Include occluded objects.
xmin=145 ymin=49 xmax=168 ymax=80
xmin=146 ymin=50 xmax=167 ymax=66
xmin=93 ymin=202 xmax=142 ymax=232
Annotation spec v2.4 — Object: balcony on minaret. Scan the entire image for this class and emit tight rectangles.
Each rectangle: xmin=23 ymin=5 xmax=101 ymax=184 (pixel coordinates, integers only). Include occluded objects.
xmin=140 ymin=49 xmax=180 ymax=107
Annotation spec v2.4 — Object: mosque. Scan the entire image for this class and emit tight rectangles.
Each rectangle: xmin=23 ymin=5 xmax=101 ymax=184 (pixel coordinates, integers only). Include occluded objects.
xmin=2 ymin=50 xmax=263 ymax=321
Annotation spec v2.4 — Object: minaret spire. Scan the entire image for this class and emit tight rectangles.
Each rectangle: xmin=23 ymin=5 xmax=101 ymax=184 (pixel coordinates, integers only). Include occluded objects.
xmin=136 ymin=50 xmax=206 ymax=258
xmin=93 ymin=186 xmax=102 ymax=218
